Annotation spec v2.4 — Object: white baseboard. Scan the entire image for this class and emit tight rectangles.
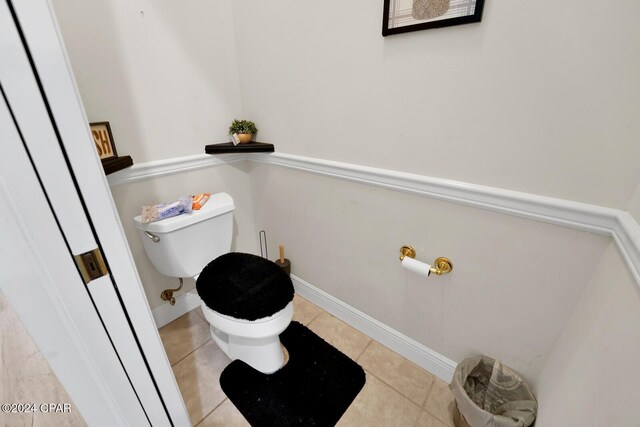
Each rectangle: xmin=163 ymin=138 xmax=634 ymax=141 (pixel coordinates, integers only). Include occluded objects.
xmin=291 ymin=274 xmax=457 ymax=383
xmin=152 ymin=290 xmax=202 ymax=329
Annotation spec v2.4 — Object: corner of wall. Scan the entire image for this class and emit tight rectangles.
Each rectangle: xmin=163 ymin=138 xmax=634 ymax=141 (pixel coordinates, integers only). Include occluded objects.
xmin=535 ymin=242 xmax=640 ymax=425
xmin=50 ymin=0 xmax=245 ymax=163
xmin=628 ymin=183 xmax=640 ymax=223
xmin=224 ymin=0 xmax=245 ymax=119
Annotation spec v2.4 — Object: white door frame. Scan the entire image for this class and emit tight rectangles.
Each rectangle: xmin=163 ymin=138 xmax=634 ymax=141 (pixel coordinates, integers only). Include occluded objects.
xmin=0 ymin=0 xmax=190 ymax=425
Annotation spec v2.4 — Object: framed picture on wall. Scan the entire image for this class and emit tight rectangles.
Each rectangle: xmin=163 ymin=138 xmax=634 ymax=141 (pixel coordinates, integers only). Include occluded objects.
xmin=382 ymin=0 xmax=485 ymax=36
xmin=90 ymin=121 xmax=133 ymax=175
xmin=90 ymin=121 xmax=118 ymax=160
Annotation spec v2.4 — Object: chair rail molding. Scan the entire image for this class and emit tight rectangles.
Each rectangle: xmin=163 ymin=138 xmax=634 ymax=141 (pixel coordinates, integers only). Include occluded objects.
xmin=108 ymin=151 xmax=640 ymax=285
xmin=247 ymin=153 xmax=620 ymax=234
xmin=613 ymin=212 xmax=640 ymax=284
xmin=106 ymin=153 xmax=246 ymax=186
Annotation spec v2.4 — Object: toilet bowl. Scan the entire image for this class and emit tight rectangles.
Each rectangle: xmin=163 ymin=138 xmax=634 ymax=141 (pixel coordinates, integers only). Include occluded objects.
xmin=133 ymin=192 xmax=293 ymax=373
xmin=195 ymin=251 xmax=295 ymax=373
xmin=201 ymin=301 xmax=293 ymax=373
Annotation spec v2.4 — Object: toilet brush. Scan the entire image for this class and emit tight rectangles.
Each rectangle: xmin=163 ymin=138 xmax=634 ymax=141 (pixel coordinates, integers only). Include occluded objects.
xmin=274 ymin=245 xmax=291 ymax=276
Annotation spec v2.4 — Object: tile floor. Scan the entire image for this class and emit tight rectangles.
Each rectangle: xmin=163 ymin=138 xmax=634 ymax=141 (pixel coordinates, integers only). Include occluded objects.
xmin=159 ymin=295 xmax=456 ymax=427
xmin=0 ymin=293 xmax=86 ymax=427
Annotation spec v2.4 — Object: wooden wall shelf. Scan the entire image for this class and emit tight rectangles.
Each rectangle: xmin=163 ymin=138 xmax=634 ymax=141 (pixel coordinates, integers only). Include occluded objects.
xmin=103 ymin=155 xmax=134 ymax=175
xmin=205 ymin=142 xmax=274 ymax=154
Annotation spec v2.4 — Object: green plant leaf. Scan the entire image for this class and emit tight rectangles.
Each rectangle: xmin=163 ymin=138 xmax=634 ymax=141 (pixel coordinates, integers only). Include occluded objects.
xmin=228 ymin=119 xmax=258 ymax=135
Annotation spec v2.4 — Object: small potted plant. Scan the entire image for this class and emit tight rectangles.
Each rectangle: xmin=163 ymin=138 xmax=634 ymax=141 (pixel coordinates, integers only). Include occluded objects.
xmin=228 ymin=119 xmax=258 ymax=144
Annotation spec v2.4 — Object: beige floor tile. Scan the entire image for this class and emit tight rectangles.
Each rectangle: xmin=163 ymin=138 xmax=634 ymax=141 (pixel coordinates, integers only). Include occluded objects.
xmin=338 ymin=372 xmax=422 ymax=427
xmin=0 ymin=293 xmax=86 ymax=427
xmin=172 ymin=340 xmax=231 ymax=425
xmin=424 ymin=378 xmax=455 ymax=427
xmin=307 ymin=312 xmax=371 ymax=360
xmin=197 ymin=399 xmax=250 ymax=427
xmin=160 ymin=309 xmax=212 ymax=365
xmin=358 ymin=340 xmax=434 ymax=406
xmin=415 ymin=410 xmax=449 ymax=427
xmin=292 ymin=295 xmax=322 ymax=325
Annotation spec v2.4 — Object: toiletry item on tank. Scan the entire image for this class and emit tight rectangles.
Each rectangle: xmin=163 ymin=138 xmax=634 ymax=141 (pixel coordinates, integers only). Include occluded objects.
xmin=141 ymin=196 xmax=192 ymax=223
xmin=192 ymin=193 xmax=211 ymax=210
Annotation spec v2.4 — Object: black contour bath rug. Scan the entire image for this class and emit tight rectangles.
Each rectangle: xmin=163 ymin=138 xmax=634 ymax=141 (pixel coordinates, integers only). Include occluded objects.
xmin=220 ymin=321 xmax=366 ymax=427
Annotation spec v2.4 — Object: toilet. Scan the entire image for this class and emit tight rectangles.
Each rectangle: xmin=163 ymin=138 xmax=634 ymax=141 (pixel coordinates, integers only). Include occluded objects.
xmin=134 ymin=192 xmax=294 ymax=373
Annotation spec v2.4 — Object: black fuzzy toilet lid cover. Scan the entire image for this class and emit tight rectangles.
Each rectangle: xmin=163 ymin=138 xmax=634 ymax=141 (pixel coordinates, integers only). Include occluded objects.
xmin=196 ymin=252 xmax=294 ymax=321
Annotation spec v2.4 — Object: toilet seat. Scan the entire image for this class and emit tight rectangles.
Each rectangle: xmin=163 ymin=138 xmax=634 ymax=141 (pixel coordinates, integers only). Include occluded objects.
xmin=196 ymin=252 xmax=295 ymax=373
xmin=200 ymin=301 xmax=293 ymax=340
xmin=196 ymin=252 xmax=294 ymax=321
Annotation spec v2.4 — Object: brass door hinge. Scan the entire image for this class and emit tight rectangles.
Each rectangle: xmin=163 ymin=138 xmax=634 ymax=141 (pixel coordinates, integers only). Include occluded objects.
xmin=74 ymin=248 xmax=108 ymax=284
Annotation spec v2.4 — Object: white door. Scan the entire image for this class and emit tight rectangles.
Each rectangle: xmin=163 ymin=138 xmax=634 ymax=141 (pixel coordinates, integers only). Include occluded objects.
xmin=0 ymin=74 xmax=152 ymax=427
xmin=0 ymin=0 xmax=190 ymax=425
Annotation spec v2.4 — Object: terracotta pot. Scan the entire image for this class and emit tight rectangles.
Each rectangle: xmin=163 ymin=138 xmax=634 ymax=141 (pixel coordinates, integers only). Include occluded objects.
xmin=237 ymin=133 xmax=253 ymax=144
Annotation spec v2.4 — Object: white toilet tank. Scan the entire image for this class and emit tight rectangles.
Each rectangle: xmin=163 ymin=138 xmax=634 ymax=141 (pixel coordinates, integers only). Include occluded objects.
xmin=133 ymin=192 xmax=235 ymax=278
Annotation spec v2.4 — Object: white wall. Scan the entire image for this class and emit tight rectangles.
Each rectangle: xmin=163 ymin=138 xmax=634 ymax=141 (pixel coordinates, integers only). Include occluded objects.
xmin=629 ymin=184 xmax=640 ymax=223
xmin=536 ymin=243 xmax=640 ymax=426
xmin=52 ymin=0 xmax=242 ymax=163
xmin=231 ymin=0 xmax=640 ymax=208
xmin=109 ymin=163 xmax=258 ymax=309
xmin=51 ymin=0 xmax=252 ymax=308
xmin=52 ymin=0 xmax=640 ymax=398
xmin=250 ymin=164 xmax=610 ymax=385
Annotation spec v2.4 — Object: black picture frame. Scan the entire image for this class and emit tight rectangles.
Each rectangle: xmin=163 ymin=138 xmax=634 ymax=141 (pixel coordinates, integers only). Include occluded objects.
xmin=90 ymin=121 xmax=133 ymax=175
xmin=90 ymin=121 xmax=118 ymax=160
xmin=382 ymin=0 xmax=485 ymax=36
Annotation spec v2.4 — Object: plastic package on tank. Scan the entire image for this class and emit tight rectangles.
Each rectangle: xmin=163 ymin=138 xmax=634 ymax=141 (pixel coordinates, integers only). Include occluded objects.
xmin=141 ymin=196 xmax=193 ymax=223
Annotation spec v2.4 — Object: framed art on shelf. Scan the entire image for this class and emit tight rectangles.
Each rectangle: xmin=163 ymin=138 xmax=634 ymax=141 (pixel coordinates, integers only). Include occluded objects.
xmin=90 ymin=122 xmax=133 ymax=175
xmin=90 ymin=121 xmax=118 ymax=160
xmin=382 ymin=0 xmax=485 ymax=36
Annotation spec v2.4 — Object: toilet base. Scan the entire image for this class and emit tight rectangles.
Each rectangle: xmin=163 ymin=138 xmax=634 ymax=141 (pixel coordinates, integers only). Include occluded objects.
xmin=200 ymin=301 xmax=293 ymax=374
xmin=210 ymin=326 xmax=285 ymax=374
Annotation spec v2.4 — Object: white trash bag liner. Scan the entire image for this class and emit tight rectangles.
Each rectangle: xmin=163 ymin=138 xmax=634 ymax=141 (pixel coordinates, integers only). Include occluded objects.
xmin=450 ymin=356 xmax=537 ymax=427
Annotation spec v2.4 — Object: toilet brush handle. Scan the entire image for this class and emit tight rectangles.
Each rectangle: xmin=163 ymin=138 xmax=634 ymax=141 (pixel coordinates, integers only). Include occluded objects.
xmin=279 ymin=245 xmax=285 ymax=264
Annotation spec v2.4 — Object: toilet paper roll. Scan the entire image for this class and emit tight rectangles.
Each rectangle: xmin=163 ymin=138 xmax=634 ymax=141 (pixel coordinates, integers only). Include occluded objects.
xmin=401 ymin=257 xmax=432 ymax=277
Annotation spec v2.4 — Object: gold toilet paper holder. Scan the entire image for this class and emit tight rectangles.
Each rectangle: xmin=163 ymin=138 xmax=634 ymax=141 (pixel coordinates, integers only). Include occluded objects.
xmin=399 ymin=245 xmax=453 ymax=276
